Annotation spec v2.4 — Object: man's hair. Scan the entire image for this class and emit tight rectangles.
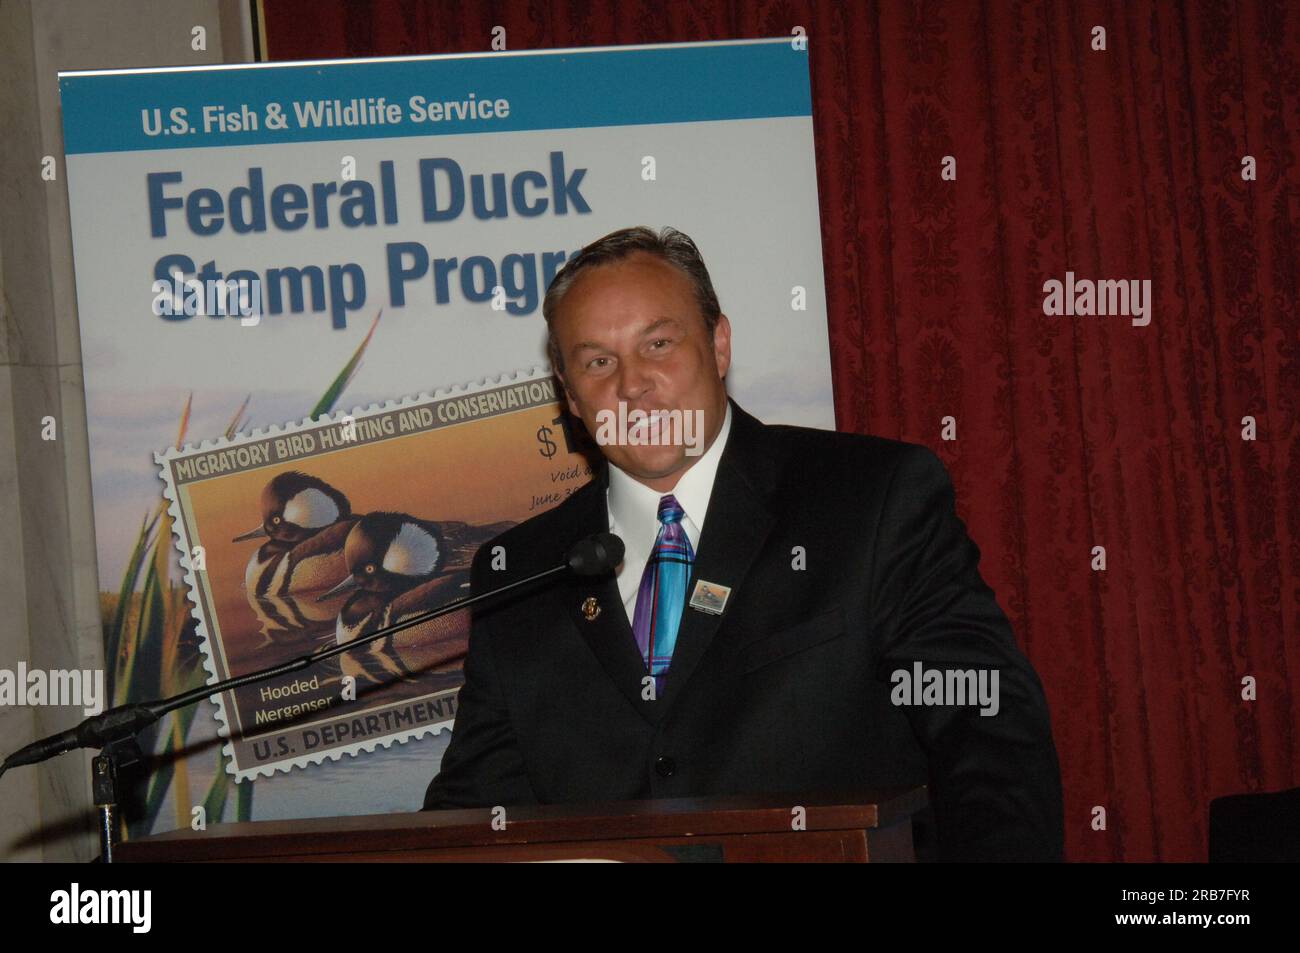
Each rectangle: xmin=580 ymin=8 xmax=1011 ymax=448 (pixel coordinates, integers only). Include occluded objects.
xmin=542 ymin=225 xmax=722 ymax=375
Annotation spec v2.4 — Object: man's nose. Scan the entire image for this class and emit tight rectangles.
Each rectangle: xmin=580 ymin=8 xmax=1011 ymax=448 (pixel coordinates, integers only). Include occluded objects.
xmin=616 ymin=357 xmax=653 ymax=402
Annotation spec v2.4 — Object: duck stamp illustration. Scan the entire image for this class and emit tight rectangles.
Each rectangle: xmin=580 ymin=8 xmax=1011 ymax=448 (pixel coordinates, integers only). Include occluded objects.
xmin=156 ymin=368 xmax=594 ymax=780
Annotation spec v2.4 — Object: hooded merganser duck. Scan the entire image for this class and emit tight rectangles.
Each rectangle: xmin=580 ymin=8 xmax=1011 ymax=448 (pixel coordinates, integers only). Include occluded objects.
xmin=319 ymin=513 xmax=513 ymax=681
xmin=233 ymin=471 xmax=358 ymax=630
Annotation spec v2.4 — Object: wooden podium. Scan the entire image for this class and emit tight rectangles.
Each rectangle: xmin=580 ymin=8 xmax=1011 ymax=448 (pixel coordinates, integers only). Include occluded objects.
xmin=115 ymin=786 xmax=927 ymax=862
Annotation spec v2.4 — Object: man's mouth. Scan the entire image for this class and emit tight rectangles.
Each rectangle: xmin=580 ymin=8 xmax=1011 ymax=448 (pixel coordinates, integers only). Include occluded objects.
xmin=627 ymin=408 xmax=671 ymax=439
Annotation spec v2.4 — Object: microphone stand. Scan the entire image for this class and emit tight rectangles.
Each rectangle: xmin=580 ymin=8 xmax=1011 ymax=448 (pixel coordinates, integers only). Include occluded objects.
xmin=2 ymin=538 xmax=617 ymax=862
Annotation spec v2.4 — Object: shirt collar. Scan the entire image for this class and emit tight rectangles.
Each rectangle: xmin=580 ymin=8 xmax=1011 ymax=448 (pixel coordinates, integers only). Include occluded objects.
xmin=607 ymin=402 xmax=733 ymax=546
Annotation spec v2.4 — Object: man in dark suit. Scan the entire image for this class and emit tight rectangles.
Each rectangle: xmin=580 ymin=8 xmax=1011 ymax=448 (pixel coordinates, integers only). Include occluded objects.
xmin=423 ymin=226 xmax=1064 ymax=861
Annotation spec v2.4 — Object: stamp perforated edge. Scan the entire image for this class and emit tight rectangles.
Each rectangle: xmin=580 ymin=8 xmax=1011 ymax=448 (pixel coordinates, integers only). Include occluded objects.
xmin=153 ymin=364 xmax=558 ymax=782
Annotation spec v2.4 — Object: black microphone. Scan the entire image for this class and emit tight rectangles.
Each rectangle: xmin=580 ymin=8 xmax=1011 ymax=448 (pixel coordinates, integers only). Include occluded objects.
xmin=0 ymin=705 xmax=157 ymax=771
xmin=0 ymin=532 xmax=625 ymax=775
xmin=568 ymin=531 xmax=624 ymax=576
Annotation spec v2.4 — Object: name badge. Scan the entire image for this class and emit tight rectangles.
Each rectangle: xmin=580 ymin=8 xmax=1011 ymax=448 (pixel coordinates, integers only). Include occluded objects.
xmin=689 ymin=579 xmax=731 ymax=615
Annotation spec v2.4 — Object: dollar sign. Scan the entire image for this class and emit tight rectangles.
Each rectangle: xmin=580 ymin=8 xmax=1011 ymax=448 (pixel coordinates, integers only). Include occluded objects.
xmin=536 ymin=425 xmax=558 ymax=458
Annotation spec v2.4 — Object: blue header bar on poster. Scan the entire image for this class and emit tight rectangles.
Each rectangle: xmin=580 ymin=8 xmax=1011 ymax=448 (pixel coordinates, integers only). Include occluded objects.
xmin=59 ymin=39 xmax=810 ymax=155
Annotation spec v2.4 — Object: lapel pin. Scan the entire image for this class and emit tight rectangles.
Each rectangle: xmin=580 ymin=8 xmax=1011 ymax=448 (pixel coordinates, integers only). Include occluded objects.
xmin=689 ymin=580 xmax=731 ymax=615
xmin=580 ymin=596 xmax=601 ymax=621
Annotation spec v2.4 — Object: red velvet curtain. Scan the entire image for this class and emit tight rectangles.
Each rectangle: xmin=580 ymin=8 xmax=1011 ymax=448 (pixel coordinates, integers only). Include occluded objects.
xmin=261 ymin=0 xmax=1300 ymax=862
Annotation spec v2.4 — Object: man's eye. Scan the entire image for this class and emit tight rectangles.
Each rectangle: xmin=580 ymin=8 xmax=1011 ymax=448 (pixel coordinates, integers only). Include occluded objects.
xmin=650 ymin=338 xmax=671 ymax=349
xmin=588 ymin=357 xmax=611 ymax=369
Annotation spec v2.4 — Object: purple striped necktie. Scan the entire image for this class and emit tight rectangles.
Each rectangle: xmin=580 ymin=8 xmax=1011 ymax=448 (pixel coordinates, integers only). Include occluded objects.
xmin=632 ymin=494 xmax=694 ymax=697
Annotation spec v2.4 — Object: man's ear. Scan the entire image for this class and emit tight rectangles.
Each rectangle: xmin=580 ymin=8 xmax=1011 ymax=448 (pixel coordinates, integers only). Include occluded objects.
xmin=713 ymin=313 xmax=733 ymax=379
xmin=556 ymin=372 xmax=582 ymax=419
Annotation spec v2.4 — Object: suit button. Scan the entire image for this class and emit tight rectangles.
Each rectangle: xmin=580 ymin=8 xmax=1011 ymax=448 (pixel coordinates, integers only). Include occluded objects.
xmin=655 ymin=756 xmax=676 ymax=778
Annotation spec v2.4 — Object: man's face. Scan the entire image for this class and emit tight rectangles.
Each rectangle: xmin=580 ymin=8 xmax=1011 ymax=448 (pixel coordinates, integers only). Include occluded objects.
xmin=552 ymin=252 xmax=732 ymax=492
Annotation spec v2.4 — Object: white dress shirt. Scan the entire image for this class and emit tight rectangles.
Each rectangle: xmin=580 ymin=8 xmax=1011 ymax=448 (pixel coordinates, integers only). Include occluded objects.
xmin=606 ymin=403 xmax=733 ymax=624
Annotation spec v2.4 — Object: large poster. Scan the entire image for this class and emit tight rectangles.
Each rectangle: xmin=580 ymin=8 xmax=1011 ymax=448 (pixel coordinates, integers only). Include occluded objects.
xmin=59 ymin=39 xmax=834 ymax=832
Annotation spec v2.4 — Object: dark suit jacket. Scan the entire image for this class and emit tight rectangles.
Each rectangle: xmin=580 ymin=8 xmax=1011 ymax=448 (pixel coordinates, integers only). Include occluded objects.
xmin=423 ymin=400 xmax=1064 ymax=861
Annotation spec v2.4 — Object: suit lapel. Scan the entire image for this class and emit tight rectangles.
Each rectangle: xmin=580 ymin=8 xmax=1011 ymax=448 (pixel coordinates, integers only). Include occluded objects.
xmin=656 ymin=402 xmax=778 ymax=715
xmin=552 ymin=467 xmax=659 ymax=723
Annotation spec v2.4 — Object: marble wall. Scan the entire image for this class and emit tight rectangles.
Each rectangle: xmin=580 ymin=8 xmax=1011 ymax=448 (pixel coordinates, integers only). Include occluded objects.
xmin=0 ymin=0 xmax=251 ymax=862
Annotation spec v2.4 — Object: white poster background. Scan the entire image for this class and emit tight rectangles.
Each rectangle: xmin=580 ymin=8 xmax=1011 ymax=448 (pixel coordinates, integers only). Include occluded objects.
xmin=62 ymin=41 xmax=833 ymax=828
